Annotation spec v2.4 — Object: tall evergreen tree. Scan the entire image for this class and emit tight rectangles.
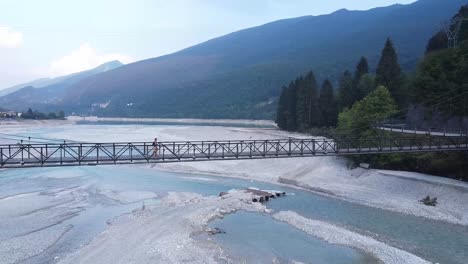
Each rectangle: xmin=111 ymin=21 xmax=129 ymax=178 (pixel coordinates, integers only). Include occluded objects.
xmin=275 ymin=86 xmax=288 ymax=129
xmin=338 ymin=70 xmax=354 ymax=110
xmin=285 ymin=82 xmax=298 ymax=131
xmin=294 ymin=71 xmax=320 ymax=129
xmin=353 ymin=57 xmax=369 ymax=88
xmin=319 ymin=79 xmax=337 ymax=127
xmin=425 ymin=31 xmax=448 ymax=54
xmin=295 ymin=77 xmax=309 ymax=129
xmin=375 ymin=38 xmax=405 ymax=106
xmin=305 ymin=71 xmax=320 ymax=127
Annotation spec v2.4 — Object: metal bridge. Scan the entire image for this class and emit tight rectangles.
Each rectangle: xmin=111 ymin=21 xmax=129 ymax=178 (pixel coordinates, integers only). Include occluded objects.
xmin=1 ymin=135 xmax=468 ymax=168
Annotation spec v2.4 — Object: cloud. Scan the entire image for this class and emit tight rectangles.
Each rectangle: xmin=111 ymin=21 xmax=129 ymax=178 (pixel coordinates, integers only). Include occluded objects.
xmin=49 ymin=43 xmax=133 ymax=76
xmin=0 ymin=26 xmax=23 ymax=48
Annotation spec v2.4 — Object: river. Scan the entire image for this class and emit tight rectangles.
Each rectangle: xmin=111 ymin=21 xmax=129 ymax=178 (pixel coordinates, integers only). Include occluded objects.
xmin=0 ymin=122 xmax=467 ymax=263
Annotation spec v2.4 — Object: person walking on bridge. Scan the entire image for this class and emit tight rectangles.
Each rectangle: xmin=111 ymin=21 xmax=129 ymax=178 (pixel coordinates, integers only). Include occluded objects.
xmin=152 ymin=137 xmax=159 ymax=158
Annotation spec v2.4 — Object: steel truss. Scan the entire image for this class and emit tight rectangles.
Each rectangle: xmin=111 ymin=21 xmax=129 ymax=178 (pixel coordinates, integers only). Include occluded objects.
xmin=442 ymin=6 xmax=468 ymax=48
xmin=1 ymin=136 xmax=468 ymax=169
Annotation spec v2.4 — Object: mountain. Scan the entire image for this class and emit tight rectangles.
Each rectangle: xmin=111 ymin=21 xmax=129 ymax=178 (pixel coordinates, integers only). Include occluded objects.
xmin=0 ymin=61 xmax=123 ymax=97
xmin=0 ymin=78 xmax=58 ymax=97
xmin=0 ymin=61 xmax=123 ymax=111
xmin=3 ymin=0 xmax=466 ymax=119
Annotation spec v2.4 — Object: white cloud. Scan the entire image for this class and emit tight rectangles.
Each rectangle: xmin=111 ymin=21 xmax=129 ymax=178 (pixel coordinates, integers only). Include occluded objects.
xmin=49 ymin=43 xmax=133 ymax=76
xmin=0 ymin=26 xmax=23 ymax=48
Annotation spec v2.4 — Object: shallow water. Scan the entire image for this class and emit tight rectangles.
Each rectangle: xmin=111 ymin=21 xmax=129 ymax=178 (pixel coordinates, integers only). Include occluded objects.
xmin=209 ymin=211 xmax=379 ymax=264
xmin=1 ymin=124 xmax=468 ymax=263
xmin=268 ymin=191 xmax=468 ymax=264
xmin=1 ymin=165 xmax=467 ymax=263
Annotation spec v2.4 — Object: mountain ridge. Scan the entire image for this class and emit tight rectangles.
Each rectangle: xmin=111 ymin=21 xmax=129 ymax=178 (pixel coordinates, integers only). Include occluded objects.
xmin=0 ymin=60 xmax=123 ymax=97
xmin=0 ymin=61 xmax=124 ymax=111
xmin=2 ymin=0 xmax=466 ymax=119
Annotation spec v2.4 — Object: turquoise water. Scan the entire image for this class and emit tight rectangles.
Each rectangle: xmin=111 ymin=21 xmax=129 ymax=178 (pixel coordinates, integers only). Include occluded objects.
xmin=269 ymin=192 xmax=468 ymax=264
xmin=0 ymin=166 xmax=369 ymax=263
xmin=2 ymin=123 xmax=468 ymax=263
xmin=2 ymin=166 xmax=467 ymax=263
xmin=209 ymin=212 xmax=378 ymax=263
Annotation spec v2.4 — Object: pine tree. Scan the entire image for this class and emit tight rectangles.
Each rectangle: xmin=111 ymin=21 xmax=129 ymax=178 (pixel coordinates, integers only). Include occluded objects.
xmin=319 ymin=79 xmax=337 ymax=127
xmin=275 ymin=86 xmax=288 ymax=129
xmin=375 ymin=38 xmax=405 ymax=106
xmin=353 ymin=57 xmax=369 ymax=88
xmin=293 ymin=71 xmax=320 ymax=129
xmin=425 ymin=31 xmax=448 ymax=54
xmin=305 ymin=71 xmax=320 ymax=127
xmin=285 ymin=82 xmax=298 ymax=131
xmin=338 ymin=70 xmax=354 ymax=110
xmin=295 ymin=77 xmax=309 ymax=129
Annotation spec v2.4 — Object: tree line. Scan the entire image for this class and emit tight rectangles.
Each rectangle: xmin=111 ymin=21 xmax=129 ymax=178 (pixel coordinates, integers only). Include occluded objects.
xmin=274 ymin=5 xmax=468 ymax=180
xmin=22 ymin=108 xmax=65 ymax=120
xmin=276 ymin=37 xmax=403 ymax=133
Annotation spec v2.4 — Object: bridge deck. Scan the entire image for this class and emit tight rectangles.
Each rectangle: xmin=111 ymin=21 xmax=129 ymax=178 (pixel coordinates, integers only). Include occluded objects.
xmin=1 ymin=137 xmax=467 ymax=169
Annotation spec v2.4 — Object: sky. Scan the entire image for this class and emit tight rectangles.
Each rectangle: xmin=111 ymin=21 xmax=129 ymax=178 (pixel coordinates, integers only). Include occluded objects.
xmin=0 ymin=0 xmax=417 ymax=89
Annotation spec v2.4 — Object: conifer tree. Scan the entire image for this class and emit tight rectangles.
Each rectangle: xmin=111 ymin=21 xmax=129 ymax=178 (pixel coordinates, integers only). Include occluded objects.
xmin=375 ymin=38 xmax=405 ymax=106
xmin=294 ymin=71 xmax=320 ymax=129
xmin=305 ymin=71 xmax=320 ymax=128
xmin=275 ymin=86 xmax=288 ymax=129
xmin=295 ymin=77 xmax=309 ymax=129
xmin=338 ymin=70 xmax=354 ymax=110
xmin=285 ymin=82 xmax=298 ymax=131
xmin=319 ymin=79 xmax=337 ymax=127
xmin=425 ymin=31 xmax=448 ymax=54
xmin=353 ymin=57 xmax=369 ymax=88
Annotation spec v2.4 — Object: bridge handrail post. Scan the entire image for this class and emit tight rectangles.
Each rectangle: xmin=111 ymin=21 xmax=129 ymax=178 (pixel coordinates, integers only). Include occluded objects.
xmin=312 ymin=139 xmax=316 ymax=155
xmin=40 ymin=147 xmax=44 ymax=165
xmin=288 ymin=137 xmax=292 ymax=156
xmin=129 ymin=143 xmax=132 ymax=162
xmin=0 ymin=148 xmax=3 ymax=166
xmin=276 ymin=140 xmax=279 ymax=157
xmin=193 ymin=143 xmax=196 ymax=160
xmin=60 ymin=144 xmax=63 ymax=165
xmin=208 ymin=142 xmax=211 ymax=159
xmin=97 ymin=144 xmax=100 ymax=164
xmin=300 ymin=139 xmax=304 ymax=155
xmin=79 ymin=144 xmax=82 ymax=165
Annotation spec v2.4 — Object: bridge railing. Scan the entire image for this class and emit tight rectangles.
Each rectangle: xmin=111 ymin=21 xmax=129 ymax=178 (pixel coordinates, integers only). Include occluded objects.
xmin=1 ymin=136 xmax=467 ymax=168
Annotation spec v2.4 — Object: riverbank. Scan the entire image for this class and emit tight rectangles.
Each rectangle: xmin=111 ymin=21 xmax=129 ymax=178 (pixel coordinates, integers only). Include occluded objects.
xmin=57 ymin=190 xmax=269 ymax=264
xmin=67 ymin=116 xmax=276 ymax=127
xmin=157 ymin=154 xmax=468 ymax=226
xmin=2 ymin=121 xmax=467 ymax=263
xmin=2 ymin=121 xmax=467 ymax=225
